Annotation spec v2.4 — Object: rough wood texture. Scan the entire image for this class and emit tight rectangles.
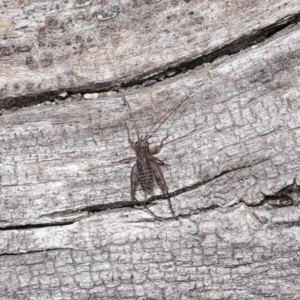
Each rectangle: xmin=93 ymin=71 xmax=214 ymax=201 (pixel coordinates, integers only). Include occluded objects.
xmin=1 ymin=0 xmax=300 ymax=299
xmin=1 ymin=0 xmax=300 ymax=105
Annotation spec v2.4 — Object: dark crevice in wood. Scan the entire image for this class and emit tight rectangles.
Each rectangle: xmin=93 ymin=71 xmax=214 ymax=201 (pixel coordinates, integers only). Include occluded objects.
xmin=223 ymin=262 xmax=253 ymax=269
xmin=23 ymin=159 xmax=272 ymax=226
xmin=176 ymin=200 xmax=268 ymax=220
xmin=78 ymin=157 xmax=270 ymax=217
xmin=0 ymin=202 xmax=139 ymax=231
xmin=262 ymin=177 xmax=299 ymax=207
xmin=0 ymin=248 xmax=76 ymax=257
xmin=0 ymin=220 xmax=75 ymax=231
xmin=149 ymin=157 xmax=270 ymax=202
xmin=0 ymin=158 xmax=270 ymax=230
xmin=2 ymin=13 xmax=300 ymax=111
xmin=82 ymin=201 xmax=138 ymax=213
xmin=271 ymin=220 xmax=300 ymax=228
xmin=1 ymin=161 xmax=295 ymax=230
xmin=215 ymin=178 xmax=299 ymax=209
xmin=120 ymin=13 xmax=300 ymax=89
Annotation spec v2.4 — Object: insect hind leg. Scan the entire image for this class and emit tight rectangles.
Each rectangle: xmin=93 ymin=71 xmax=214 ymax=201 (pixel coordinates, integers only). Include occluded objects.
xmin=132 ymin=196 xmax=161 ymax=220
xmin=150 ymin=160 xmax=176 ymax=218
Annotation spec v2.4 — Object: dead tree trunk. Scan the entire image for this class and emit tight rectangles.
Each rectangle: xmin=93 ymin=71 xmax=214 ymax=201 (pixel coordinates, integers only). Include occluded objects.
xmin=1 ymin=0 xmax=300 ymax=299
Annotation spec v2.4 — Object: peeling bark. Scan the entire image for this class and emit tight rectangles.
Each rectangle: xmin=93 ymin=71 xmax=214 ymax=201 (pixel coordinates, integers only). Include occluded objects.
xmin=1 ymin=0 xmax=300 ymax=299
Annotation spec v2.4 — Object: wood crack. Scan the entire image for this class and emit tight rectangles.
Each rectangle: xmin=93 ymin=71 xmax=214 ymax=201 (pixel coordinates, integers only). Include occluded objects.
xmin=0 ymin=247 xmax=78 ymax=257
xmin=2 ymin=12 xmax=300 ymax=111
xmin=0 ymin=157 xmax=271 ymax=229
xmin=0 ymin=220 xmax=75 ymax=231
xmin=148 ymin=157 xmax=270 ymax=202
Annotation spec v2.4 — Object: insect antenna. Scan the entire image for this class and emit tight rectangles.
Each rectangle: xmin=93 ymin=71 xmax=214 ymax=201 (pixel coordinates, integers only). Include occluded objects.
xmin=106 ymin=50 xmax=140 ymax=139
xmin=146 ymin=75 xmax=209 ymax=139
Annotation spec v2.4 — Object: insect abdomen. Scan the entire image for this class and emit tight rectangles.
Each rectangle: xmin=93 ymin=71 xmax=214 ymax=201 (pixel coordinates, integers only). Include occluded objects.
xmin=137 ymin=159 xmax=154 ymax=194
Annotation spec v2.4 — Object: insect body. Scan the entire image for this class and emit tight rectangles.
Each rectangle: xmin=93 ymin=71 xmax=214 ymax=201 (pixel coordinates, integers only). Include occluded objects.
xmin=125 ymin=124 xmax=175 ymax=219
xmin=118 ymin=82 xmax=207 ymax=219
xmin=107 ymin=51 xmax=208 ymax=219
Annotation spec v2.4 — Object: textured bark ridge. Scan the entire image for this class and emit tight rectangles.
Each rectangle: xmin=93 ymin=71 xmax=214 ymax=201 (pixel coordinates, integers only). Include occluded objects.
xmin=1 ymin=0 xmax=300 ymax=299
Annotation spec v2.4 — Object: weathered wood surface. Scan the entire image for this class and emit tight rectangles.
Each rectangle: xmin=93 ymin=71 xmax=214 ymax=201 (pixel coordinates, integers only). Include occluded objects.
xmin=1 ymin=0 xmax=300 ymax=105
xmin=1 ymin=0 xmax=300 ymax=299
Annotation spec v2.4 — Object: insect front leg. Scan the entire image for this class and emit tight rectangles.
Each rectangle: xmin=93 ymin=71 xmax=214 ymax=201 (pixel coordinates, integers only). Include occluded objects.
xmin=149 ymin=135 xmax=168 ymax=155
xmin=150 ymin=160 xmax=176 ymax=218
xmin=131 ymin=164 xmax=160 ymax=219
xmin=116 ymin=156 xmax=136 ymax=164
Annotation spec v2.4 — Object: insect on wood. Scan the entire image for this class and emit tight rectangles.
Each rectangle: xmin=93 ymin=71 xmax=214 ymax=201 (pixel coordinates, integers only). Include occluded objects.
xmin=107 ymin=52 xmax=207 ymax=219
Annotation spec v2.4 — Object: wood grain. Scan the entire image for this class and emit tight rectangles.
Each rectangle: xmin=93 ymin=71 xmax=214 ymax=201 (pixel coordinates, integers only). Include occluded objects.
xmin=1 ymin=0 xmax=300 ymax=104
xmin=1 ymin=0 xmax=300 ymax=299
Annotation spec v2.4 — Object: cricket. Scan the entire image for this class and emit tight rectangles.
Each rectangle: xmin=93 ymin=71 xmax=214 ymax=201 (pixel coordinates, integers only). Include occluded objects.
xmin=108 ymin=53 xmax=207 ymax=219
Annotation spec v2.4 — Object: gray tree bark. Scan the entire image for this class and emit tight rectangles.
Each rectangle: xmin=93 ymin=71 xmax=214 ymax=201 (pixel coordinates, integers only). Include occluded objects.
xmin=1 ymin=0 xmax=300 ymax=299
